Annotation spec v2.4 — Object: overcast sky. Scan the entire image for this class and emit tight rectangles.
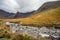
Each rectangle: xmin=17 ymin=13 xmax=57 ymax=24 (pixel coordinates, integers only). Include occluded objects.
xmin=0 ymin=0 xmax=58 ymax=13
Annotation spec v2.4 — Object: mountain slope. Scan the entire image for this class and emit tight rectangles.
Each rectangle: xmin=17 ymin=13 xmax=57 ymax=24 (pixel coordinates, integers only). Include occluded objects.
xmin=14 ymin=1 xmax=60 ymax=18
xmin=0 ymin=1 xmax=60 ymax=19
xmin=0 ymin=7 xmax=60 ymax=28
xmin=37 ymin=1 xmax=60 ymax=13
xmin=0 ymin=9 xmax=15 ymax=19
xmin=19 ymin=7 xmax=60 ymax=27
xmin=14 ymin=11 xmax=35 ymax=18
xmin=0 ymin=9 xmax=35 ymax=18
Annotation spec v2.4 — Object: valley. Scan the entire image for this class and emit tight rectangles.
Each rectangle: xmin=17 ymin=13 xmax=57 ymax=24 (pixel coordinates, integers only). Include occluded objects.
xmin=0 ymin=1 xmax=60 ymax=40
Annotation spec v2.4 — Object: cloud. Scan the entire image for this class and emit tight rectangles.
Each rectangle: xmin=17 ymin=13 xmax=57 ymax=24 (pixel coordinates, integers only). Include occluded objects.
xmin=0 ymin=0 xmax=58 ymax=13
xmin=0 ymin=0 xmax=20 ymax=13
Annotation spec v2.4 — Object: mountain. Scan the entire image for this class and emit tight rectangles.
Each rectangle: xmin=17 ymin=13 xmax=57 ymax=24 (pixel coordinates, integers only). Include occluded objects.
xmin=0 ymin=7 xmax=60 ymax=28
xmin=0 ymin=1 xmax=60 ymax=19
xmin=1 ymin=7 xmax=60 ymax=27
xmin=14 ymin=1 xmax=60 ymax=18
xmin=37 ymin=1 xmax=60 ymax=12
xmin=0 ymin=9 xmax=35 ymax=19
xmin=0 ymin=9 xmax=15 ymax=19
xmin=18 ymin=7 xmax=60 ymax=27
xmin=14 ymin=11 xmax=35 ymax=18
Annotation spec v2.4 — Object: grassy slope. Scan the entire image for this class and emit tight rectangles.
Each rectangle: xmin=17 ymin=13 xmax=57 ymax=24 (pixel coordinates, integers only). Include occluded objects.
xmin=0 ymin=7 xmax=60 ymax=40
xmin=19 ymin=7 xmax=60 ymax=27
xmin=0 ymin=7 xmax=60 ymax=27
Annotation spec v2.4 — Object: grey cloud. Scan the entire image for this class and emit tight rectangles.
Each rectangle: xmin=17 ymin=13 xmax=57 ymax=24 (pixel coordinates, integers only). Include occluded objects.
xmin=0 ymin=0 xmax=58 ymax=13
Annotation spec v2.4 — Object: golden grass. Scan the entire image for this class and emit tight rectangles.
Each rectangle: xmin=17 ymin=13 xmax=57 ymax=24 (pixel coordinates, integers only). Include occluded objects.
xmin=18 ymin=7 xmax=60 ymax=27
xmin=0 ymin=7 xmax=60 ymax=27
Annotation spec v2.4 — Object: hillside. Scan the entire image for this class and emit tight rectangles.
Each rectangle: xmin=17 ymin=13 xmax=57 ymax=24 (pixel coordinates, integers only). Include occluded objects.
xmin=19 ymin=7 xmax=60 ymax=27
xmin=0 ymin=7 xmax=60 ymax=28
xmin=14 ymin=11 xmax=35 ymax=18
xmin=0 ymin=9 xmax=35 ymax=18
xmin=0 ymin=1 xmax=60 ymax=19
xmin=14 ymin=1 xmax=60 ymax=18
xmin=37 ymin=1 xmax=60 ymax=13
xmin=0 ymin=8 xmax=60 ymax=40
xmin=0 ymin=9 xmax=15 ymax=18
